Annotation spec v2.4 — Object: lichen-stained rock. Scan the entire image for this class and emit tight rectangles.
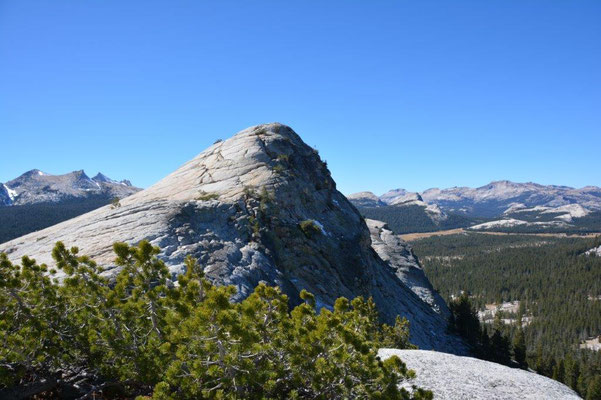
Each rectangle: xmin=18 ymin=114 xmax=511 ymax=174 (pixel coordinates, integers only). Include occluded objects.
xmin=378 ymin=349 xmax=581 ymax=400
xmin=0 ymin=123 xmax=466 ymax=353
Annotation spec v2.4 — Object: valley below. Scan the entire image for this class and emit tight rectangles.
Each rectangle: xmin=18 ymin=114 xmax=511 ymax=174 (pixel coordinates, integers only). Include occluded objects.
xmin=409 ymin=231 xmax=601 ymax=398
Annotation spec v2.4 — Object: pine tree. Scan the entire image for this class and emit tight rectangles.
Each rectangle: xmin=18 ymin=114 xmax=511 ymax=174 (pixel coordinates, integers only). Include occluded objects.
xmin=449 ymin=293 xmax=481 ymax=344
xmin=512 ymin=327 xmax=528 ymax=368
xmin=0 ymin=241 xmax=432 ymax=399
xmin=587 ymin=375 xmax=601 ymax=400
xmin=552 ymin=358 xmax=565 ymax=383
xmin=565 ymin=355 xmax=581 ymax=391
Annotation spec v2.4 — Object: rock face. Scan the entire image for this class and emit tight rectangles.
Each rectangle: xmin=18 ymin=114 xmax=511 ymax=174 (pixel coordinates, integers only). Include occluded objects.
xmin=0 ymin=123 xmax=465 ymax=353
xmin=586 ymin=246 xmax=601 ymax=257
xmin=388 ymin=192 xmax=423 ymax=205
xmin=380 ymin=188 xmax=413 ymax=205
xmin=346 ymin=191 xmax=385 ymax=208
xmin=366 ymin=219 xmax=448 ymax=315
xmin=378 ymin=349 xmax=581 ymax=400
xmin=1 ymin=169 xmax=139 ymax=206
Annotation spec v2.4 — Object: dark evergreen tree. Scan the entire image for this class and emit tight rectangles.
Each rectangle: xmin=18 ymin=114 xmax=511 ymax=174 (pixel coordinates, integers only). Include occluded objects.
xmin=512 ymin=326 xmax=528 ymax=368
xmin=587 ymin=375 xmax=601 ymax=400
xmin=449 ymin=293 xmax=481 ymax=344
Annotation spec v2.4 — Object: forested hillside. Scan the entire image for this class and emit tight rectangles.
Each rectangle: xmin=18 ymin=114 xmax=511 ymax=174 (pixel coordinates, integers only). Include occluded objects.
xmin=358 ymin=205 xmax=476 ymax=234
xmin=412 ymin=233 xmax=601 ymax=398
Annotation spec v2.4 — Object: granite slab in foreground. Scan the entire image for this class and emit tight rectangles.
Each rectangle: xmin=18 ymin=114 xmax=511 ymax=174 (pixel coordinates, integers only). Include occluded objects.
xmin=379 ymin=349 xmax=581 ymax=400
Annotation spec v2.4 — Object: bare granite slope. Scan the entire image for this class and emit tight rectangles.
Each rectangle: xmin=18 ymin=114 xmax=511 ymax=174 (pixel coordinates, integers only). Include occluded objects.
xmin=366 ymin=219 xmax=449 ymax=315
xmin=379 ymin=349 xmax=581 ymax=400
xmin=0 ymin=123 xmax=465 ymax=353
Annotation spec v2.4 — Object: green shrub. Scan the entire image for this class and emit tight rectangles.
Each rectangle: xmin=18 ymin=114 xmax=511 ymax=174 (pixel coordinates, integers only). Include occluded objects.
xmin=242 ymin=186 xmax=257 ymax=198
xmin=248 ymin=215 xmax=260 ymax=237
xmin=299 ymin=219 xmax=322 ymax=238
xmin=111 ymin=197 xmax=122 ymax=209
xmin=0 ymin=242 xmax=428 ymax=399
xmin=196 ymin=191 xmax=219 ymax=201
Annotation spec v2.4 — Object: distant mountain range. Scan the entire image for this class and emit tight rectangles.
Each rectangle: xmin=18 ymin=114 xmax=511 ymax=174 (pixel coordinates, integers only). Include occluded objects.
xmin=0 ymin=169 xmax=138 ymax=206
xmin=349 ymin=181 xmax=601 ymax=234
xmin=0 ymin=170 xmax=140 ymax=243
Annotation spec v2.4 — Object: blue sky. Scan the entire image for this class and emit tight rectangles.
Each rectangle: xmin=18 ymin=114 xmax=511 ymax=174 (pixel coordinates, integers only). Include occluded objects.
xmin=1 ymin=1 xmax=599 ymax=195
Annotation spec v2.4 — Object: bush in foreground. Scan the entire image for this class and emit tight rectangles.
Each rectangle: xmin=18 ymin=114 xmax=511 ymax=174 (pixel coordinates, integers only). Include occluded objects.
xmin=0 ymin=241 xmax=431 ymax=399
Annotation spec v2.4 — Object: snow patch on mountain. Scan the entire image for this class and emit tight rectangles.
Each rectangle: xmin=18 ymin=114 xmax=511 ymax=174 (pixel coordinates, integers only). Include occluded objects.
xmin=3 ymin=184 xmax=17 ymax=201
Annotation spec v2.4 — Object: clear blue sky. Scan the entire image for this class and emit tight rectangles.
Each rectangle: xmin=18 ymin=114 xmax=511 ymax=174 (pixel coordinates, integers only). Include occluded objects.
xmin=1 ymin=1 xmax=599 ymax=195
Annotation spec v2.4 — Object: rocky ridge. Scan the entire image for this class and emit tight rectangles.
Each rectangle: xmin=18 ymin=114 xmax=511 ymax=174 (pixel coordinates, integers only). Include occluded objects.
xmin=0 ymin=123 xmax=465 ymax=353
xmin=349 ymin=181 xmax=601 ymax=232
xmin=366 ymin=219 xmax=448 ymax=314
xmin=0 ymin=169 xmax=139 ymax=206
xmin=350 ymin=181 xmax=601 ymax=218
xmin=420 ymin=181 xmax=601 ymax=217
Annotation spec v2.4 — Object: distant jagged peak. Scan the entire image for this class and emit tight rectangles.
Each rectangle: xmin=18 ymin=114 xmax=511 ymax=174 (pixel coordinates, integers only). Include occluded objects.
xmin=24 ymin=168 xmax=46 ymax=176
xmin=92 ymin=172 xmax=118 ymax=183
xmin=10 ymin=169 xmax=47 ymax=181
xmin=72 ymin=169 xmax=94 ymax=181
xmin=93 ymin=173 xmax=134 ymax=187
xmin=1 ymin=168 xmax=140 ymax=207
